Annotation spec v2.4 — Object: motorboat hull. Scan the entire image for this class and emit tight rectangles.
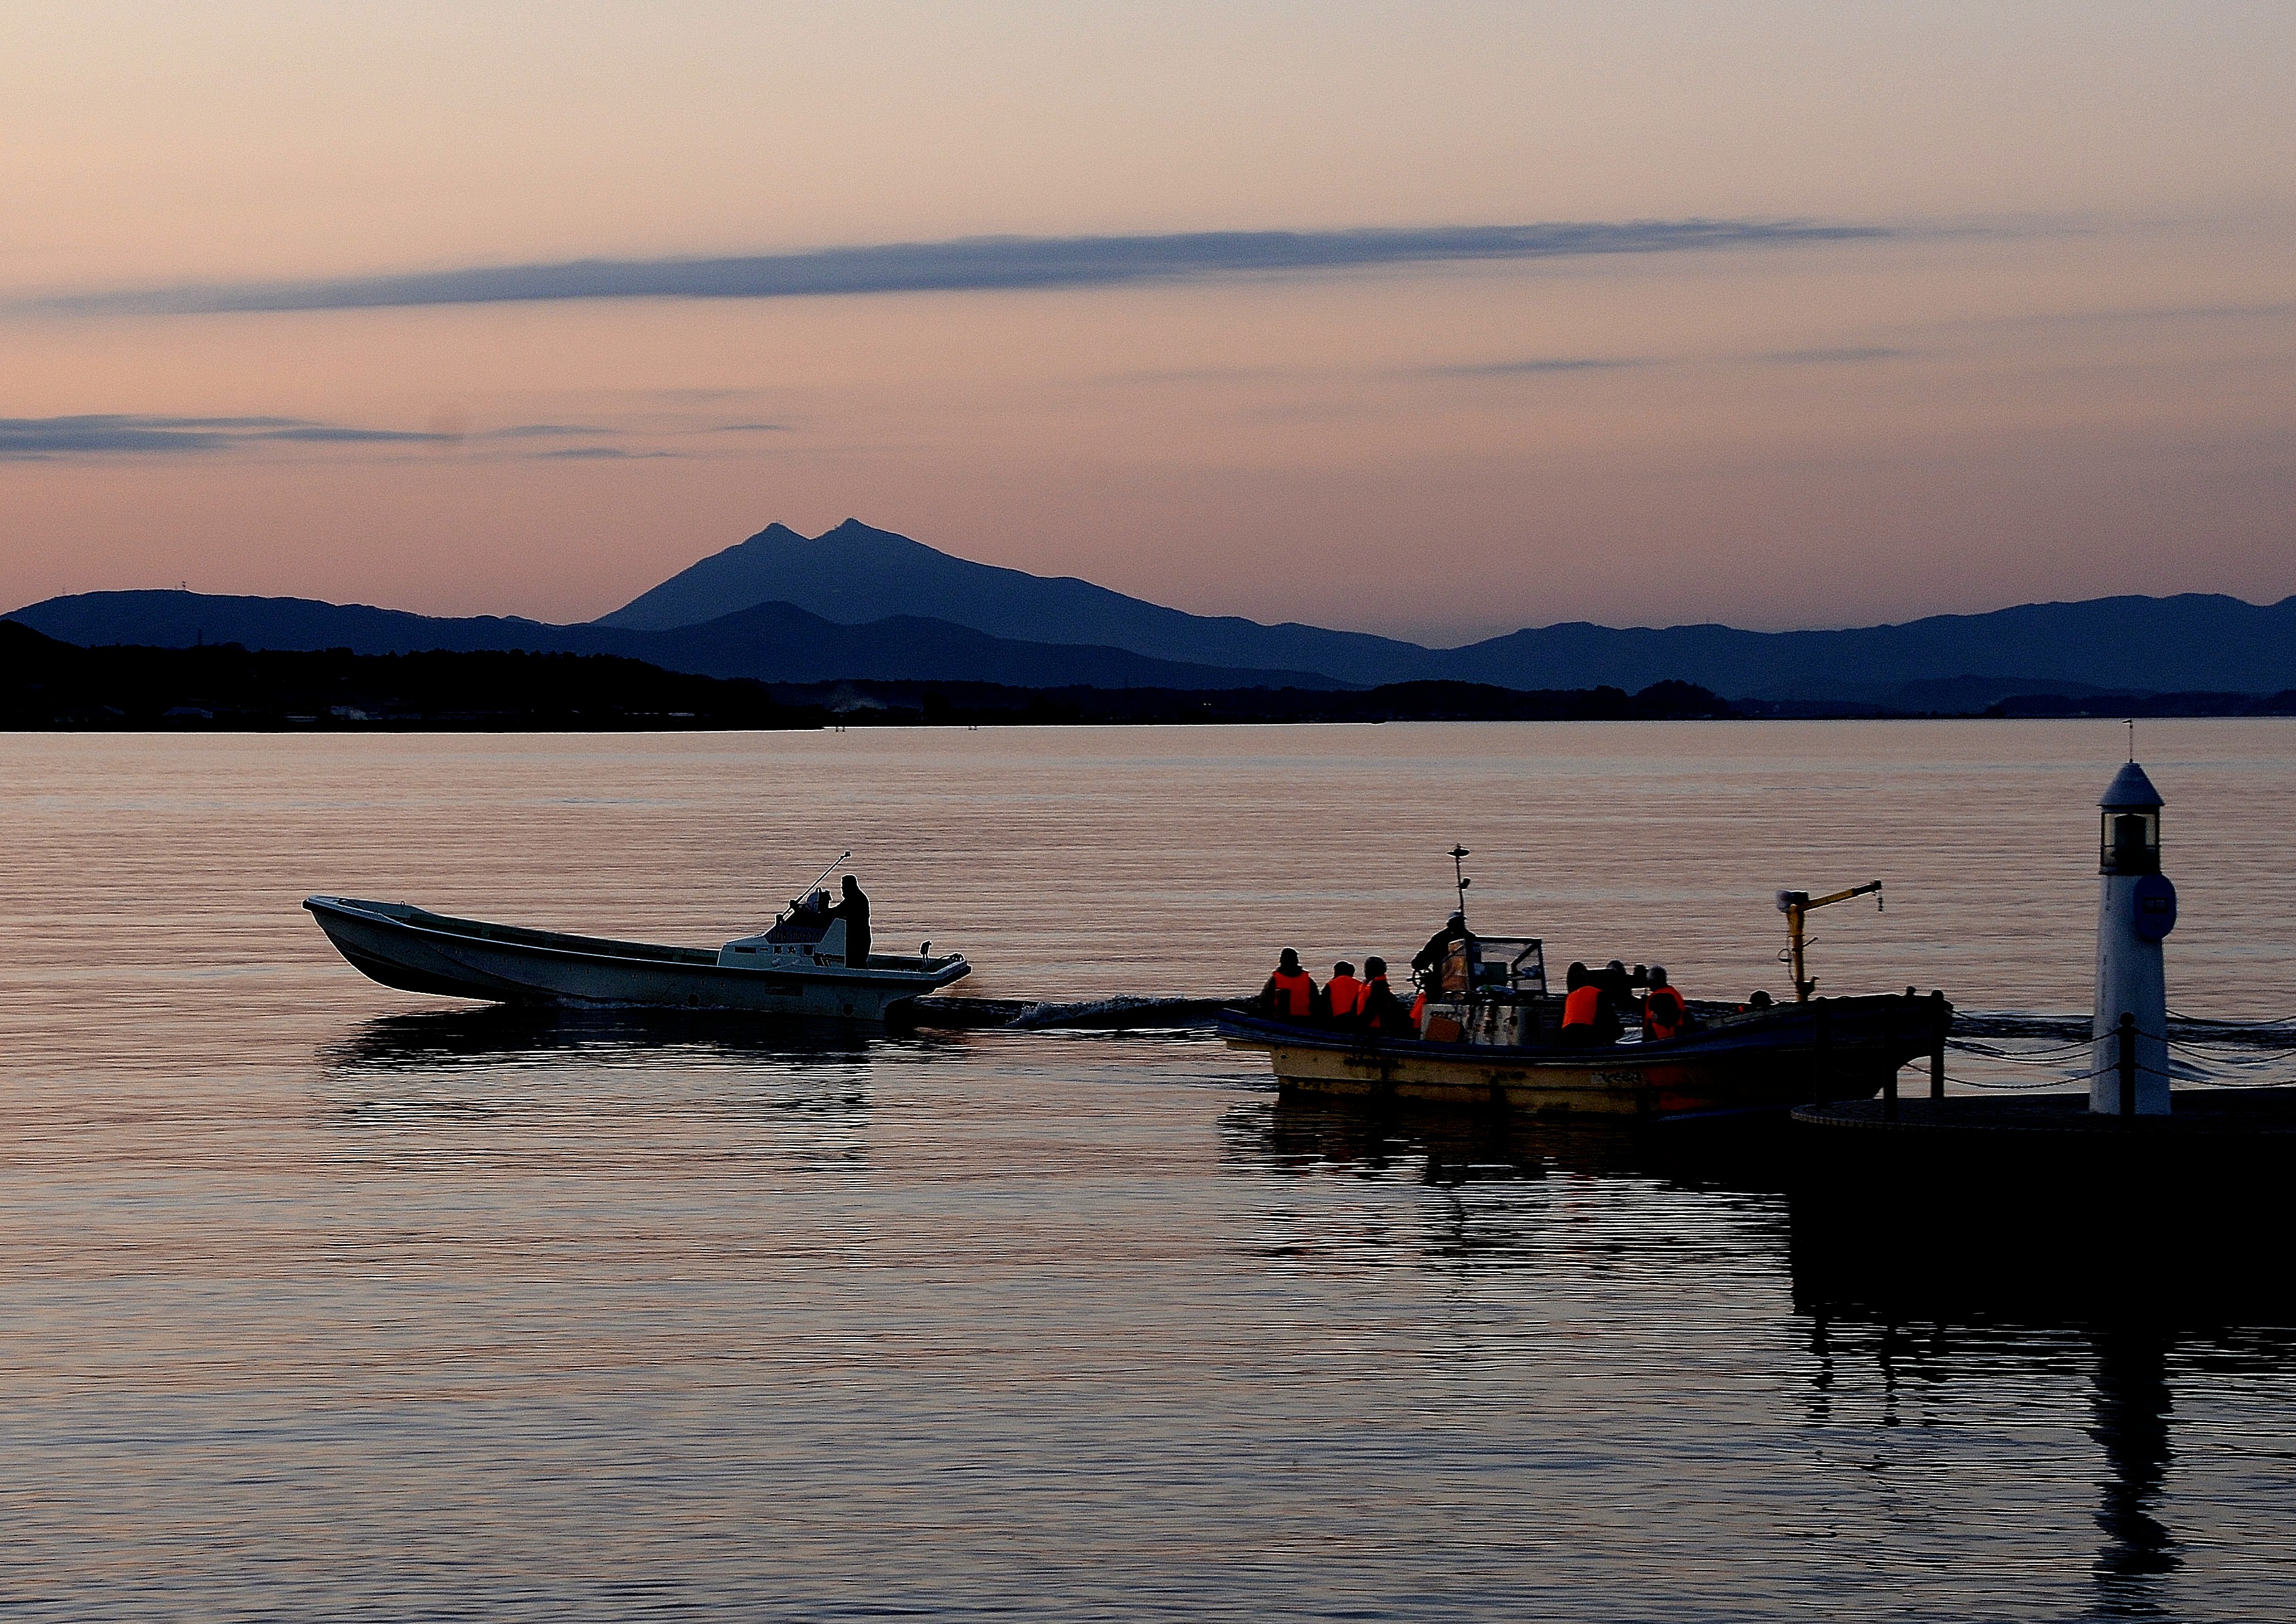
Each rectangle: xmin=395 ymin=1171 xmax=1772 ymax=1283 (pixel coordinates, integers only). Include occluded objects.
xmin=1219 ymin=992 xmax=1949 ymax=1117
xmin=304 ymin=895 xmax=969 ymax=1023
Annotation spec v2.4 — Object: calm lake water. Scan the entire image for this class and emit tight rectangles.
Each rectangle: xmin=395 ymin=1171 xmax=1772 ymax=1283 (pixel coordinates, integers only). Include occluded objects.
xmin=4 ymin=721 xmax=2294 ymax=1620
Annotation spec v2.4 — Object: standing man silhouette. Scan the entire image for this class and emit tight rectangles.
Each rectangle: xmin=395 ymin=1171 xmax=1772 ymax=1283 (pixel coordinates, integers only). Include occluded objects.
xmin=831 ymin=874 xmax=872 ymax=967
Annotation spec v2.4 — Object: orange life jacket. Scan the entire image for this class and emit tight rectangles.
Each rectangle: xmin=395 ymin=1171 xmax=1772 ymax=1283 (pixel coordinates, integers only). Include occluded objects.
xmin=1562 ymin=983 xmax=1602 ymax=1029
xmin=1644 ymin=985 xmax=1688 ymax=1040
xmin=1271 ymin=968 xmax=1316 ymax=1017
xmin=1362 ymin=975 xmax=1396 ymax=1028
xmin=1325 ymin=974 xmax=1364 ymax=1018
xmin=1408 ymin=992 xmax=1427 ymax=1028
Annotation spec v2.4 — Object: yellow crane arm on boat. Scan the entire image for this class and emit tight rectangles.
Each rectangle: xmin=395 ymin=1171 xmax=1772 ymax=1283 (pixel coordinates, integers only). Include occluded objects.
xmin=1780 ymin=880 xmax=1883 ymax=1002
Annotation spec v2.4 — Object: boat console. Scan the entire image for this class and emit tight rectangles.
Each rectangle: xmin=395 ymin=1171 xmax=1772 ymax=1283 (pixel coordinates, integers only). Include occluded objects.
xmin=719 ymin=890 xmax=852 ymax=967
xmin=1424 ymin=935 xmax=1554 ymax=1046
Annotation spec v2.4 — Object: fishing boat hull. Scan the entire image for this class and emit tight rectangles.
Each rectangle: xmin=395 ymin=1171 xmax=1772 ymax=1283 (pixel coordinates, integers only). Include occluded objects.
xmin=1220 ymin=992 xmax=1949 ymax=1117
xmin=304 ymin=895 xmax=969 ymax=1022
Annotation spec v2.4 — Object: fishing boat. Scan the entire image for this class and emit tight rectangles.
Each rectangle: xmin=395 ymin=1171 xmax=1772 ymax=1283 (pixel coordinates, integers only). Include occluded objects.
xmin=304 ymin=868 xmax=969 ymax=1023
xmin=1220 ymin=992 xmax=1947 ymax=1117
xmin=1219 ymin=858 xmax=1950 ymax=1117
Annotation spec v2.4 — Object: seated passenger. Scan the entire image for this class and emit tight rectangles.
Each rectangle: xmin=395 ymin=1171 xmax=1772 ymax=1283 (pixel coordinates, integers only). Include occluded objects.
xmin=1642 ymin=966 xmax=1690 ymax=1041
xmin=1559 ymin=963 xmax=1603 ymax=1045
xmin=1597 ymin=960 xmax=1635 ymax=1039
xmin=1257 ymin=948 xmax=1319 ymax=1020
xmin=1325 ymin=961 xmax=1364 ymax=1021
xmin=1359 ymin=958 xmax=1410 ymax=1034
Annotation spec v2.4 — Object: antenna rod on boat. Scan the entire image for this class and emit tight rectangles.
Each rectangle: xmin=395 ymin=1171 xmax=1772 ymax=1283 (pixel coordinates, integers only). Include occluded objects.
xmin=761 ymin=849 xmax=853 ymax=931
xmin=1450 ymin=846 xmax=1472 ymax=922
xmin=800 ymin=851 xmax=852 ymax=902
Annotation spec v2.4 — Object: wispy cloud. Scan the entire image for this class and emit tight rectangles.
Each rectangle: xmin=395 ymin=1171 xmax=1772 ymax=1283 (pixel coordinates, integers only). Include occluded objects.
xmin=1424 ymin=344 xmax=1919 ymax=378
xmin=532 ymin=445 xmax=676 ymax=460
xmin=485 ymin=422 xmax=616 ymax=439
xmin=1764 ymin=345 xmax=1908 ymax=365
xmin=1424 ymin=357 xmax=1644 ymax=377
xmin=257 ymin=425 xmax=457 ymax=444
xmin=633 ymin=388 xmax=767 ymax=404
xmin=1102 ymin=364 xmax=1308 ymax=385
xmin=1957 ymin=299 xmax=2296 ymax=335
xmin=0 ymin=413 xmax=455 ymax=459
xmin=29 ymin=220 xmax=1889 ymax=316
xmin=704 ymin=422 xmax=794 ymax=434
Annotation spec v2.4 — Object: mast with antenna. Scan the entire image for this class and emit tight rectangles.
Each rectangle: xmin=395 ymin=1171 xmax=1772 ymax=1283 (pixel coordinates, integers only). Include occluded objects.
xmin=1450 ymin=845 xmax=1471 ymax=921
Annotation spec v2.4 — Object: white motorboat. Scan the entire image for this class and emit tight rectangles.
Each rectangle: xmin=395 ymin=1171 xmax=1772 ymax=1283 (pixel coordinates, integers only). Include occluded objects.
xmin=304 ymin=892 xmax=970 ymax=1022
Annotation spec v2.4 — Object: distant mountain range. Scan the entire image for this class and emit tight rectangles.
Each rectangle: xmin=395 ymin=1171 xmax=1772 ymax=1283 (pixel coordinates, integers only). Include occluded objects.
xmin=7 ymin=588 xmax=1338 ymax=690
xmin=11 ymin=518 xmax=2296 ymax=702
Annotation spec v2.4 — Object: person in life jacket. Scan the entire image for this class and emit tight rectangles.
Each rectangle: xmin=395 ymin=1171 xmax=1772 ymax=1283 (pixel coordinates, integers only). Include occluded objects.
xmin=1359 ymin=957 xmax=1410 ymax=1033
xmin=1324 ymin=961 xmax=1364 ymax=1021
xmin=1257 ymin=948 xmax=1319 ymax=1019
xmin=1595 ymin=960 xmax=1636 ymax=1038
xmin=1641 ymin=966 xmax=1690 ymax=1041
xmin=1559 ymin=961 xmax=1605 ymax=1046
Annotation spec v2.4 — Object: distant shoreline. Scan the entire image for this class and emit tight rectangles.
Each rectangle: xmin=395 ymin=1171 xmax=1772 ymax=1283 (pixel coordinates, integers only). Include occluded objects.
xmin=7 ymin=622 xmax=2293 ymax=730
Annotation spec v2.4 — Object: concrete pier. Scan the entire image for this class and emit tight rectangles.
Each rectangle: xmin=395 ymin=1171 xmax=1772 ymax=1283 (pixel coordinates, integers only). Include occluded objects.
xmin=1790 ymin=1090 xmax=2296 ymax=1192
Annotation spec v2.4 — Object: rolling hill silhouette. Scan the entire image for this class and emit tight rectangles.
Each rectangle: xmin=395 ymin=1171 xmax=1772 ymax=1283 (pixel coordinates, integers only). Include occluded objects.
xmin=6 ymin=590 xmax=1342 ymax=689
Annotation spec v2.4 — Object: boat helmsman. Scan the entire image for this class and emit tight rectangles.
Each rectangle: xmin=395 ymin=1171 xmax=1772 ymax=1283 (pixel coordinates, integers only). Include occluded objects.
xmin=830 ymin=874 xmax=872 ymax=966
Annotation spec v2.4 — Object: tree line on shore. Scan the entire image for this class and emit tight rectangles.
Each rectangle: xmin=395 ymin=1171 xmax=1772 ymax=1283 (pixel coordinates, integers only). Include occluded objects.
xmin=1 ymin=622 xmax=1749 ymax=730
xmin=13 ymin=620 xmax=2288 ymax=729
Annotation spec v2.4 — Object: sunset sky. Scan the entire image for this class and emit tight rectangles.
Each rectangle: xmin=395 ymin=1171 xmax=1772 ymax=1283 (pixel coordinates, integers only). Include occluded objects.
xmin=4 ymin=2 xmax=2292 ymax=643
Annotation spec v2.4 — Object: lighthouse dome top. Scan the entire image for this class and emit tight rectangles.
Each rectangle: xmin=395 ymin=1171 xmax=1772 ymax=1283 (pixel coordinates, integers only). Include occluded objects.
xmin=2100 ymin=761 xmax=2163 ymax=810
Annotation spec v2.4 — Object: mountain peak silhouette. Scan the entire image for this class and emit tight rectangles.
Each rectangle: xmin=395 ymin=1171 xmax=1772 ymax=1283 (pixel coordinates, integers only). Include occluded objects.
xmin=593 ymin=518 xmax=1435 ymax=677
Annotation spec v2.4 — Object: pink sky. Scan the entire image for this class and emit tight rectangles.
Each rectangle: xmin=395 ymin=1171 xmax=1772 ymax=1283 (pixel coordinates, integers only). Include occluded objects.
xmin=4 ymin=3 xmax=2292 ymax=642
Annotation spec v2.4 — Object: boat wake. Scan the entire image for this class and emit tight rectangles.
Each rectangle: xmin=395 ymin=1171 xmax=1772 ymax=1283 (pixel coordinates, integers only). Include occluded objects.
xmin=1005 ymin=995 xmax=1230 ymax=1031
xmin=900 ymin=995 xmax=1228 ymax=1031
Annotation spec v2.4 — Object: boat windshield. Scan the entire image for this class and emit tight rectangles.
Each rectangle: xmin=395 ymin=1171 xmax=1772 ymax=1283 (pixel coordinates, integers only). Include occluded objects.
xmin=1468 ymin=936 xmax=1546 ymax=997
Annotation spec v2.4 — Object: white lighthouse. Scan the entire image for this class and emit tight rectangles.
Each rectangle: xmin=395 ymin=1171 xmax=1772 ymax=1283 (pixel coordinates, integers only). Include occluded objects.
xmin=2092 ymin=761 xmax=2176 ymax=1115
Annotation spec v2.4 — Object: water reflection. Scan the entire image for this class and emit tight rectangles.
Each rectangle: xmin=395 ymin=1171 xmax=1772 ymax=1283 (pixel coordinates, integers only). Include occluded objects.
xmin=1238 ymin=1092 xmax=1802 ymax=1192
xmin=2090 ymin=1326 xmax=2180 ymax=1596
xmin=311 ymin=1007 xmax=922 ymax=1164
xmin=1223 ymin=1095 xmax=1805 ymax=1303
xmin=320 ymin=1005 xmax=888 ymax=1073
xmin=1795 ymin=1202 xmax=2296 ymax=1620
xmin=1234 ymin=1094 xmax=2295 ymax=1619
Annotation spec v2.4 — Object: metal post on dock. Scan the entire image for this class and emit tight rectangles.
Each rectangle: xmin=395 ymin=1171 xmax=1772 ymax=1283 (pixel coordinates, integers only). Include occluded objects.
xmin=1881 ymin=1000 xmax=1899 ymax=1119
xmin=1931 ymin=990 xmax=1948 ymax=1101
xmin=2119 ymin=1012 xmax=2138 ymax=1121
